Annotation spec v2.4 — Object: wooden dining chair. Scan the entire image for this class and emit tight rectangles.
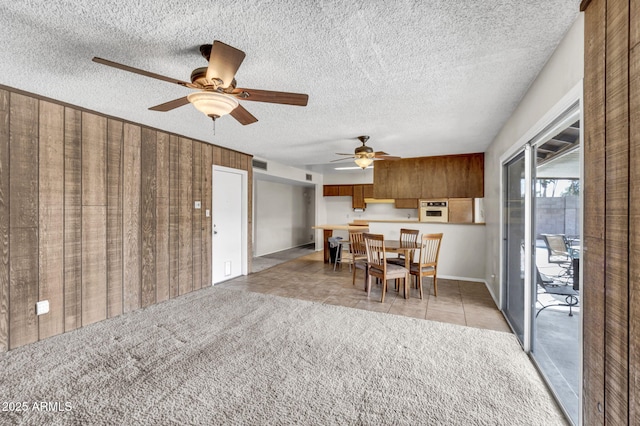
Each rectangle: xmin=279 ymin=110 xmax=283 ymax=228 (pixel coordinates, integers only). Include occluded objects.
xmin=387 ymin=228 xmax=420 ymax=266
xmin=409 ymin=233 xmax=443 ymax=299
xmin=364 ymin=233 xmax=410 ymax=302
xmin=349 ymin=229 xmax=369 ymax=287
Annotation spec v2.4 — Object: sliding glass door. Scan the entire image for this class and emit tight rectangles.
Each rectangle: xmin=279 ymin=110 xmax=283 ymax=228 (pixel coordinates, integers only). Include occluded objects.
xmin=502 ymin=106 xmax=582 ymax=425
xmin=503 ymin=151 xmax=530 ymax=345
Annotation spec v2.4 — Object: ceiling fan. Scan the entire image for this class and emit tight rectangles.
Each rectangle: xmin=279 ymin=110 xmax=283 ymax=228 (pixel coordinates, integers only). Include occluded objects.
xmin=332 ymin=136 xmax=400 ymax=168
xmin=92 ymin=40 xmax=308 ymax=126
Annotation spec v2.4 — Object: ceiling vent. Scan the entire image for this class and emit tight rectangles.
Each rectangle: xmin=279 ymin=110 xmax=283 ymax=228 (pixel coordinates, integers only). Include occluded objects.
xmin=252 ymin=159 xmax=268 ymax=171
xmin=306 ymin=174 xmax=313 ymax=182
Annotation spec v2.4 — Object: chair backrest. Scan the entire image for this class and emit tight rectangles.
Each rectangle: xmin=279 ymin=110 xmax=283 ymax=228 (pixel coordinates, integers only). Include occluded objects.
xmin=417 ymin=233 xmax=443 ymax=267
xmin=398 ymin=228 xmax=420 ymax=261
xmin=364 ymin=233 xmax=386 ymax=271
xmin=349 ymin=228 xmax=369 ymax=256
xmin=542 ymin=234 xmax=570 ymax=261
xmin=399 ymin=228 xmax=420 ymax=244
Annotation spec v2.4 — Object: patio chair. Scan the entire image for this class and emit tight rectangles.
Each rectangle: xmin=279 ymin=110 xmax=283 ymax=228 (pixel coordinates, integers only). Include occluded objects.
xmin=541 ymin=234 xmax=574 ymax=279
xmin=535 ymin=266 xmax=579 ymax=317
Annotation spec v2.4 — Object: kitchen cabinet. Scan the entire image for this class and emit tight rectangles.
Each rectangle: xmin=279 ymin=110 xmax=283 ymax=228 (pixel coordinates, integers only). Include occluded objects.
xmin=448 ymin=198 xmax=474 ymax=223
xmin=352 ymin=185 xmax=365 ymax=209
xmin=395 ymin=198 xmax=418 ymax=209
xmin=323 ymin=185 xmax=340 ymax=196
xmin=338 ymin=185 xmax=353 ymax=196
xmin=373 ymin=153 xmax=484 ymax=199
xmin=323 ymin=184 xmax=354 ymax=196
xmin=363 ymin=184 xmax=374 ymax=198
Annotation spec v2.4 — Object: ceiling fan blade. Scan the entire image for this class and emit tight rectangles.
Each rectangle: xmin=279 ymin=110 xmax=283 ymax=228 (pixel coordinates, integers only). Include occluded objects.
xmin=148 ymin=96 xmax=190 ymax=112
xmin=373 ymin=151 xmax=389 ymax=156
xmin=330 ymin=157 xmax=355 ymax=163
xmin=232 ymin=88 xmax=308 ymax=106
xmin=206 ymin=41 xmax=246 ymax=89
xmin=335 ymin=153 xmax=355 ymax=156
xmin=92 ymin=57 xmax=191 ymax=87
xmin=230 ymin=104 xmax=258 ymax=125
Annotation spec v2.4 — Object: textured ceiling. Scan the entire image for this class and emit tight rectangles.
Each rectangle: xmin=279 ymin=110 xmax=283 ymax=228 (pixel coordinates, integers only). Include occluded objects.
xmin=0 ymin=1 xmax=580 ymax=171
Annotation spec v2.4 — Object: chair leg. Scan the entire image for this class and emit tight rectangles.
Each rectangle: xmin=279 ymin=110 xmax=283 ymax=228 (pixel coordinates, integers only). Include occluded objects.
xmin=381 ymin=279 xmax=387 ymax=303
xmin=352 ymin=264 xmax=356 ymax=286
xmin=433 ymin=275 xmax=438 ymax=297
xmin=404 ymin=275 xmax=409 ymax=299
xmin=366 ymin=274 xmax=372 ymax=297
xmin=418 ymin=275 xmax=423 ymax=300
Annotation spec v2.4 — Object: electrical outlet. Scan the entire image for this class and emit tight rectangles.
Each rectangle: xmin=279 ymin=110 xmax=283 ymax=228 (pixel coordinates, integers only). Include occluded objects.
xmin=206 ymin=209 xmax=210 ymax=217
xmin=194 ymin=201 xmax=201 ymax=209
xmin=36 ymin=300 xmax=49 ymax=316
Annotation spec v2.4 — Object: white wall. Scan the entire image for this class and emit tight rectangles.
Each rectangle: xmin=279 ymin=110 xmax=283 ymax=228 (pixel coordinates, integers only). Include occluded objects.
xmin=254 ymin=179 xmax=315 ymax=256
xmin=483 ymin=15 xmax=584 ymax=302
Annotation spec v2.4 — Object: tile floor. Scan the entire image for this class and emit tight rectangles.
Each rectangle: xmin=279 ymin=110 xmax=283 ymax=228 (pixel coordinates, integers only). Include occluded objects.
xmin=218 ymin=250 xmax=511 ymax=333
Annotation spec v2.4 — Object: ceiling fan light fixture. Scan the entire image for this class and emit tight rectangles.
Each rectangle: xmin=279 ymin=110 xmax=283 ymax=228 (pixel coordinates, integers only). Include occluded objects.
xmin=354 ymin=157 xmax=374 ymax=169
xmin=187 ymin=91 xmax=238 ymax=119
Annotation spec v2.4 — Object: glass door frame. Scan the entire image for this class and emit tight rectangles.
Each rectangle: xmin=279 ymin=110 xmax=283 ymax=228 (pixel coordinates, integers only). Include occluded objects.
xmin=501 ymin=144 xmax=535 ymax=351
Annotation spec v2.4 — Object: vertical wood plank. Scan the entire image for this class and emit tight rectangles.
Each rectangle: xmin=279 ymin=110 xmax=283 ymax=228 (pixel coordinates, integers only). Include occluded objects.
xmin=64 ymin=107 xmax=82 ymax=332
xmin=179 ymin=138 xmax=193 ymax=295
xmin=141 ymin=128 xmax=157 ymax=307
xmin=629 ymin=31 xmax=640 ymax=426
xmin=38 ymin=100 xmax=65 ymax=339
xmin=0 ymin=89 xmax=9 ymax=351
xmin=123 ymin=123 xmax=141 ymax=313
xmin=605 ymin=1 xmax=630 ymax=423
xmin=582 ymin=1 xmax=607 ymax=423
xmin=81 ymin=206 xmax=107 ymax=325
xmin=229 ymin=150 xmax=237 ymax=170
xmin=8 ymin=93 xmax=38 ymax=349
xmin=192 ymin=142 xmax=202 ymax=290
xmin=106 ymin=119 xmax=123 ymax=318
xmin=156 ymin=132 xmax=170 ymax=303
xmin=168 ymin=135 xmax=180 ymax=298
xmin=81 ymin=112 xmax=107 ymax=206
xmin=246 ymin=154 xmax=253 ymax=274
xmin=10 ymin=94 xmax=39 ymax=229
xmin=221 ymin=148 xmax=231 ymax=168
xmin=213 ymin=146 xmax=222 ymax=166
xmin=9 ymin=228 xmax=38 ymax=348
xmin=81 ymin=112 xmax=108 ymax=326
xmin=201 ymin=144 xmax=212 ymax=288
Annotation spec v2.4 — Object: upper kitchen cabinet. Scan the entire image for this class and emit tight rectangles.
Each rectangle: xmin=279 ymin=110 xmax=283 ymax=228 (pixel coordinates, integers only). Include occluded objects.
xmin=373 ymin=153 xmax=484 ymax=199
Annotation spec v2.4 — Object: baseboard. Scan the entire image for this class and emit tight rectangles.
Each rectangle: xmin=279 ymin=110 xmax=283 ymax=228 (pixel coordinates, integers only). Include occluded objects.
xmin=254 ymin=242 xmax=315 ymax=258
xmin=438 ymin=274 xmax=486 ymax=283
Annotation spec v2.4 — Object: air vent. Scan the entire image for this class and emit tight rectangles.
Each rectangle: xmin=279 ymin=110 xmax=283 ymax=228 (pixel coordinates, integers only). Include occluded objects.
xmin=252 ymin=159 xmax=268 ymax=171
xmin=306 ymin=174 xmax=313 ymax=182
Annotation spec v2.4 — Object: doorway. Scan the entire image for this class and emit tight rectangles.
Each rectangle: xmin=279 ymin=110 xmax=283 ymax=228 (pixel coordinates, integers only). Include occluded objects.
xmin=212 ymin=166 xmax=248 ymax=284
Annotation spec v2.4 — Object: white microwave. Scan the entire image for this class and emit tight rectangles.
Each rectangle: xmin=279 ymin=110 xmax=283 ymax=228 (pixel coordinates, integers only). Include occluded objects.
xmin=419 ymin=199 xmax=449 ymax=223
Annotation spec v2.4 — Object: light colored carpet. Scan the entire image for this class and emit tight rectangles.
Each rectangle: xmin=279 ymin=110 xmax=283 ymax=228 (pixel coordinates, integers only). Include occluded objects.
xmin=0 ymin=287 xmax=567 ymax=425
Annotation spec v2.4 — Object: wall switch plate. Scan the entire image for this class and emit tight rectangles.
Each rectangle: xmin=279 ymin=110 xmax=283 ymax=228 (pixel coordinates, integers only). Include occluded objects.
xmin=36 ymin=300 xmax=49 ymax=315
xmin=194 ymin=201 xmax=201 ymax=209
xmin=206 ymin=209 xmax=210 ymax=217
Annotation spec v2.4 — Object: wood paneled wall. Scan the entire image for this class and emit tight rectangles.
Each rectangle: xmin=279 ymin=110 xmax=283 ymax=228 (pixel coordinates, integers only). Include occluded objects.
xmin=0 ymin=86 xmax=253 ymax=351
xmin=582 ymin=0 xmax=639 ymax=424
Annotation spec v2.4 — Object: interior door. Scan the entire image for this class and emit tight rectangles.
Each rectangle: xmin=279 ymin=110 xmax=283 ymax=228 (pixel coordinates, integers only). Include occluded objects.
xmin=212 ymin=167 xmax=245 ymax=284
